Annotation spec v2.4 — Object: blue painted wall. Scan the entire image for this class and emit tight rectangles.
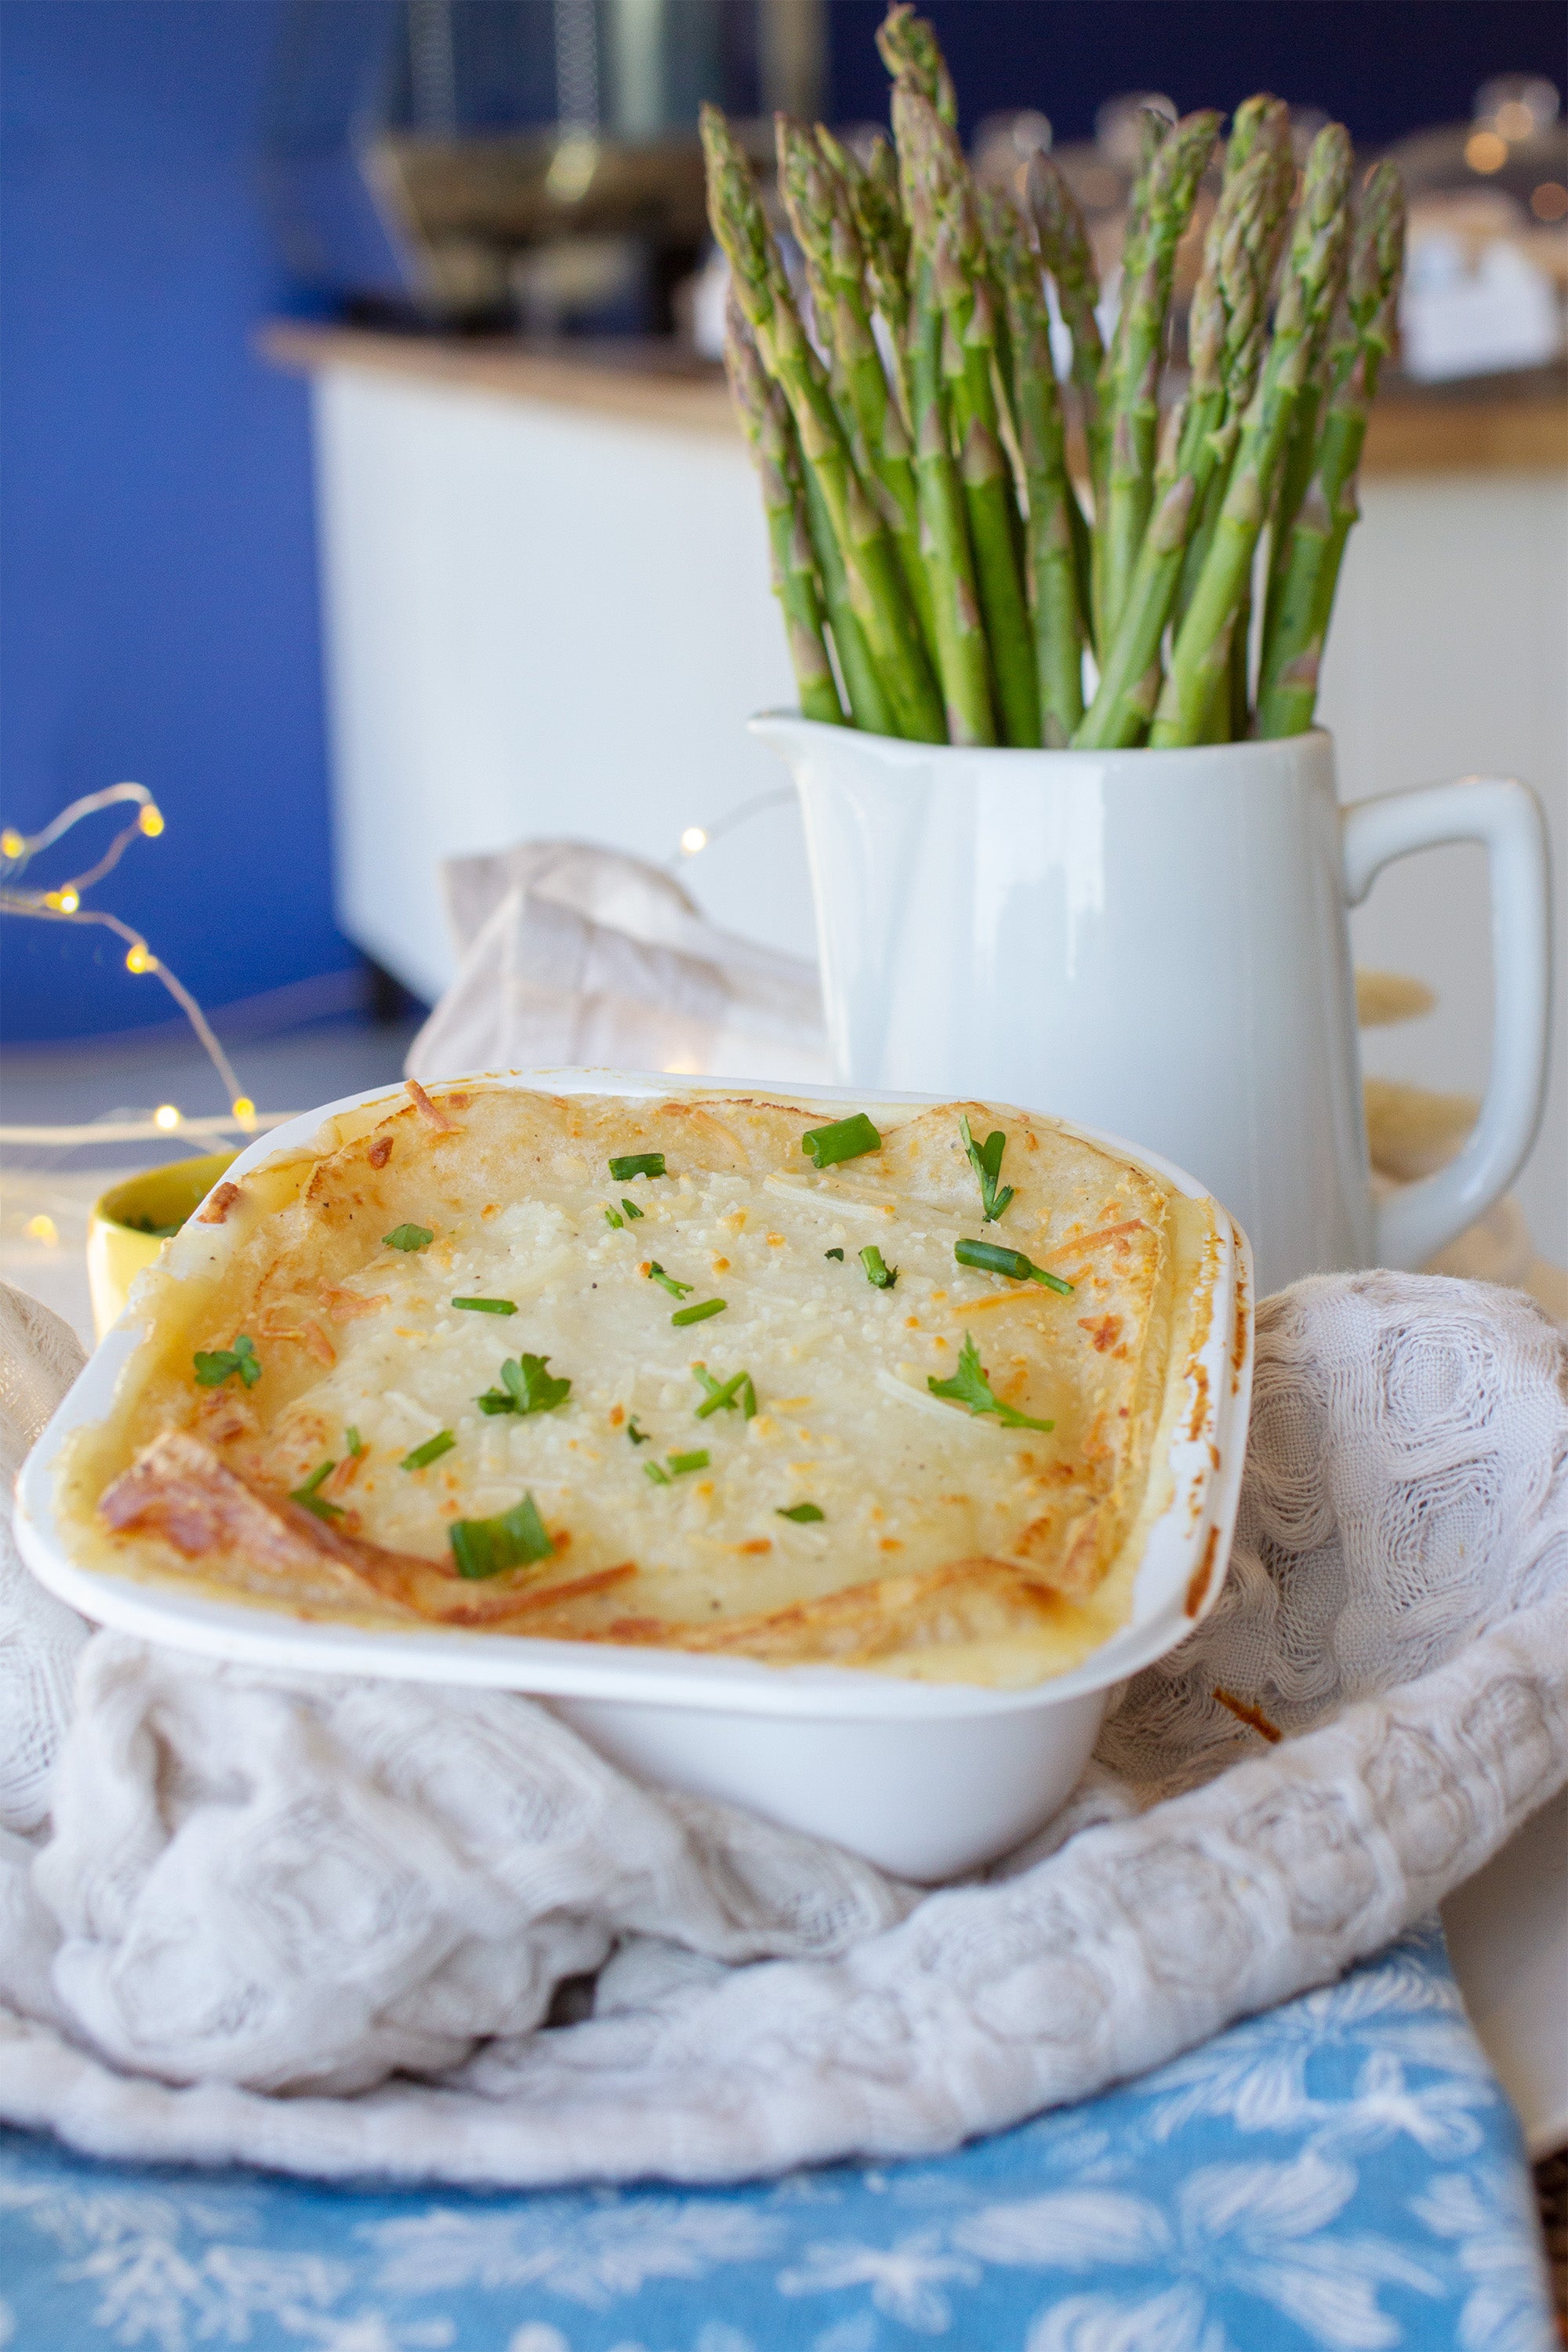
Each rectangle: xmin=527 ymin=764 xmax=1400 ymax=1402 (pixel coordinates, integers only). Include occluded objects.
xmin=0 ymin=0 xmax=358 ymax=1042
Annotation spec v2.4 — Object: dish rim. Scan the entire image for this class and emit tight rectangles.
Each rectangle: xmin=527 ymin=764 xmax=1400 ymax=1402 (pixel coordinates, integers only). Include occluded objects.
xmin=16 ymin=1068 xmax=1254 ymax=1722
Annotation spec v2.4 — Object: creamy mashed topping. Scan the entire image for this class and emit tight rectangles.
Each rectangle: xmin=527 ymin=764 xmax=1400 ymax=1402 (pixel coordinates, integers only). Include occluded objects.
xmin=60 ymin=1083 xmax=1221 ymax=1685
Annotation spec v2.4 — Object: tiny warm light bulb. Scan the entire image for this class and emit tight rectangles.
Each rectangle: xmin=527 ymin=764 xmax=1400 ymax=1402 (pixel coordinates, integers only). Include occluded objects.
xmin=1493 ymin=99 xmax=1536 ymax=142
xmin=0 ymin=828 xmax=24 ymax=859
xmin=154 ymin=1103 xmax=182 ymax=1131
xmin=231 ymin=1096 xmax=256 ymax=1126
xmin=137 ymin=804 xmax=165 ymax=837
xmin=680 ymin=826 xmax=709 ymax=856
xmin=1465 ymin=129 xmax=1508 ymax=174
xmin=25 ymin=1215 xmax=58 ymax=1245
xmin=125 ymin=944 xmax=154 ymax=974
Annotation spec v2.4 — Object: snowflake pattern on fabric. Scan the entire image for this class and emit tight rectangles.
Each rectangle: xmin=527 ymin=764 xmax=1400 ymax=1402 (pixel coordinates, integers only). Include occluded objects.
xmin=0 ymin=1922 xmax=1552 ymax=2352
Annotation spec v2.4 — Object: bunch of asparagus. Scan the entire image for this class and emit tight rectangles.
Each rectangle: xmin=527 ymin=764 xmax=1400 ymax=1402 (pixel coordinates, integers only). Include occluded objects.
xmin=702 ymin=4 xmax=1405 ymax=750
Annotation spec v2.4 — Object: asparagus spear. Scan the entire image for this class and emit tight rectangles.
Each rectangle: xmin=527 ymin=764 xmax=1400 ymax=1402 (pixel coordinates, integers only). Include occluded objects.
xmin=1022 ymin=153 xmax=1102 ymax=640
xmin=1096 ymin=110 xmax=1221 ymax=659
xmin=1175 ymin=98 xmax=1295 ymax=631
xmin=724 ymin=292 xmax=845 ymax=726
xmin=777 ymin=115 xmax=938 ymax=664
xmin=1257 ymin=161 xmax=1406 ymax=737
xmin=892 ymin=95 xmax=996 ymax=744
xmin=1151 ymin=122 xmax=1354 ymax=747
xmin=816 ymin=128 xmax=913 ymax=409
xmin=898 ymin=86 xmax=1040 ymax=746
xmin=1074 ymin=144 xmax=1277 ymax=747
xmin=875 ymin=2 xmax=957 ymax=128
xmin=701 ymin=103 xmax=946 ymax=742
xmin=985 ymin=187 xmax=1084 ymax=742
xmin=801 ymin=464 xmax=896 ymax=734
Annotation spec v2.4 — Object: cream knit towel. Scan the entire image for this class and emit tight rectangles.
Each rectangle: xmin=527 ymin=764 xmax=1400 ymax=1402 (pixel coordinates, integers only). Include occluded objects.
xmin=0 ymin=1271 xmax=1563 ymax=2186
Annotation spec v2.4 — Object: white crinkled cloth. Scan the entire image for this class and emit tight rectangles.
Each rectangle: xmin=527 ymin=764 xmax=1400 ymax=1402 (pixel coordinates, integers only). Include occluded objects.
xmin=0 ymin=1269 xmax=1564 ymax=2187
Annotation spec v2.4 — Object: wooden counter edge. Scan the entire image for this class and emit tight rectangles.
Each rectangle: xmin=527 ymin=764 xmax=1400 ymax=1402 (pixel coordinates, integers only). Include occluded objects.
xmin=260 ymin=319 xmax=1568 ymax=474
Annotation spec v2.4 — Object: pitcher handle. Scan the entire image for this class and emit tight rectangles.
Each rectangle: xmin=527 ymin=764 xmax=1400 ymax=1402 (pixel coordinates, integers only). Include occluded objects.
xmin=1341 ymin=776 xmax=1552 ymax=1272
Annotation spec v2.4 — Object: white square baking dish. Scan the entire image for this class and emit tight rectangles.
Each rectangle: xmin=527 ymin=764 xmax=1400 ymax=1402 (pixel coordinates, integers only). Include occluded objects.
xmin=15 ymin=1071 xmax=1253 ymax=1880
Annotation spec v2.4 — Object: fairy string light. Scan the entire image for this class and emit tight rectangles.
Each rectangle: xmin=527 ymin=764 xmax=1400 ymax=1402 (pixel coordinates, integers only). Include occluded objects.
xmin=0 ymin=782 xmax=256 ymax=1129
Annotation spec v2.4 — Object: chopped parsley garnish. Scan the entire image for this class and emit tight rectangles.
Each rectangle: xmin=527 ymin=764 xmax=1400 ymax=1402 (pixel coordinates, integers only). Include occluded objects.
xmin=645 ymin=1261 xmax=693 ymax=1300
xmin=621 ymin=1197 xmax=644 ymax=1220
xmin=401 ymin=1429 xmax=456 ymax=1471
xmin=448 ymin=1493 xmax=554 ymax=1580
xmin=928 ymin=1334 xmax=1054 ymax=1432
xmin=610 ymin=1152 xmax=666 ymax=1182
xmin=644 ymin=1447 xmax=710 ymax=1486
xmin=289 ymin=1460 xmax=343 ymax=1520
xmin=477 ymin=1354 xmax=572 ymax=1416
xmin=954 ymin=1238 xmax=1074 ymax=1296
xmin=452 ymin=1295 xmax=517 ymax=1315
xmin=193 ymin=1334 xmax=261 ymax=1388
xmin=960 ymin=1115 xmax=1014 ymax=1223
xmin=672 ymin=1297 xmax=727 ymax=1327
xmin=800 ymin=1112 xmax=882 ymax=1170
xmin=383 ymin=1223 xmax=434 ymax=1252
xmin=777 ymin=1501 xmax=825 ymax=1523
xmin=693 ymin=1367 xmax=757 ymax=1420
xmin=626 ymin=1415 xmax=650 ymax=1445
xmin=824 ymin=1247 xmax=844 ymax=1261
xmin=344 ymin=1425 xmax=364 ymax=1456
xmin=860 ymin=1245 xmax=898 ymax=1290
xmin=604 ymin=1205 xmax=624 ymax=1229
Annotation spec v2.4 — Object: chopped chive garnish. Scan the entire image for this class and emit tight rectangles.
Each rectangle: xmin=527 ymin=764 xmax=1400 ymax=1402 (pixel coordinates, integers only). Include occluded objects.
xmin=860 ymin=1245 xmax=898 ymax=1290
xmin=668 ymin=1450 xmax=709 ymax=1475
xmin=126 ymin=1214 xmax=183 ymax=1237
xmin=824 ymin=1247 xmax=844 ymax=1261
xmin=954 ymin=1238 xmax=1074 ymax=1296
xmin=672 ymin=1298 xmax=726 ymax=1327
xmin=645 ymin=1260 xmax=694 ymax=1300
xmin=644 ymin=1461 xmax=672 ymax=1485
xmin=777 ymin=1501 xmax=825 ymax=1523
xmin=694 ymin=1366 xmax=753 ymax=1419
xmin=383 ymin=1223 xmax=434 ymax=1252
xmin=604 ymin=1205 xmax=624 ymax=1229
xmin=621 ymin=1197 xmax=644 ymax=1220
xmin=800 ymin=1112 xmax=881 ymax=1170
xmin=928 ymin=1334 xmax=1054 ymax=1432
xmin=193 ymin=1334 xmax=261 ymax=1389
xmin=477 ymin=1355 xmax=572 ymax=1416
xmin=960 ymin=1115 xmax=1014 ymax=1224
xmin=452 ymin=1296 xmax=517 ymax=1315
xmin=401 ymin=1429 xmax=456 ymax=1471
xmin=610 ymin=1152 xmax=666 ymax=1181
xmin=626 ymin=1415 xmax=649 ymax=1445
xmin=448 ymin=1493 xmax=554 ymax=1580
xmin=289 ymin=1460 xmax=343 ymax=1520
xmin=345 ymin=1425 xmax=363 ymax=1456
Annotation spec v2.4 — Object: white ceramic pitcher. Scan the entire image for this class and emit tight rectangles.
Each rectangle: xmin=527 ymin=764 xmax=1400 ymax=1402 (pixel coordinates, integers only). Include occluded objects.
xmin=752 ymin=719 xmax=1552 ymax=1295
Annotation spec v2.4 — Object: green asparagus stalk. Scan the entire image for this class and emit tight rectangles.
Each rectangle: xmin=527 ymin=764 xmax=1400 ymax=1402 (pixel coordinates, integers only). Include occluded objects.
xmin=1022 ymin=153 xmax=1102 ymax=641
xmin=875 ymin=2 xmax=957 ymax=128
xmin=985 ymin=188 xmax=1084 ymax=742
xmin=897 ymin=87 xmax=1040 ymax=746
xmin=1151 ymin=122 xmax=1354 ymax=746
xmin=801 ymin=465 xmax=896 ymax=733
xmin=723 ymin=293 xmax=845 ymax=726
xmin=1174 ymin=98 xmax=1294 ymax=632
xmin=815 ymin=127 xmax=913 ymax=415
xmin=1256 ymin=161 xmax=1406 ymax=737
xmin=1095 ymin=111 xmax=1221 ymax=658
xmin=1074 ymin=143 xmax=1278 ymax=748
xmin=891 ymin=114 xmax=996 ymax=742
xmin=701 ymin=104 xmax=946 ymax=743
xmin=777 ymin=115 xmax=938 ymax=665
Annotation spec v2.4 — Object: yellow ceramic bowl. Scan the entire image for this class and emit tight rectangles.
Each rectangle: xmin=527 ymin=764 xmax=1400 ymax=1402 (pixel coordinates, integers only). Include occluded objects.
xmin=87 ymin=1152 xmax=238 ymax=1340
